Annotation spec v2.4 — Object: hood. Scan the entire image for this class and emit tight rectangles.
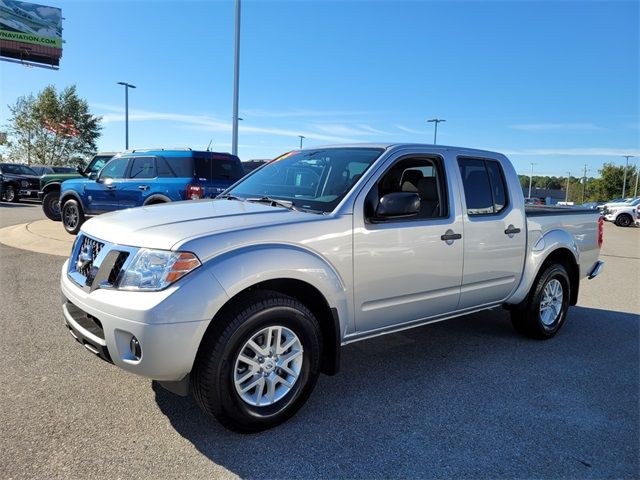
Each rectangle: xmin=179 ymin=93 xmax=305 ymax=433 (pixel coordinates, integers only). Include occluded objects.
xmin=81 ymin=199 xmax=317 ymax=250
xmin=41 ymin=172 xmax=81 ymax=182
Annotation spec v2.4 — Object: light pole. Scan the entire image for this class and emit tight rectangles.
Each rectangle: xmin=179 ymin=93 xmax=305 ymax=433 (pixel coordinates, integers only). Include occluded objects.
xmin=427 ymin=118 xmax=446 ymax=144
xmin=565 ymin=171 xmax=571 ymax=203
xmin=581 ymin=164 xmax=588 ymax=204
xmin=117 ymin=82 xmax=136 ymax=149
xmin=621 ymin=155 xmax=634 ymax=198
xmin=634 ymin=159 xmax=639 ymax=197
xmin=231 ymin=0 xmax=241 ymax=156
xmin=298 ymin=135 xmax=305 ymax=149
xmin=528 ymin=162 xmax=536 ymax=199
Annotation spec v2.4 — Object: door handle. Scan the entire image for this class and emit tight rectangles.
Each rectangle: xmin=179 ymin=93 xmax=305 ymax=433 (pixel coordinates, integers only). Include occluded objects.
xmin=106 ymin=185 xmax=116 ymax=190
xmin=441 ymin=230 xmax=462 ymax=242
xmin=138 ymin=185 xmax=150 ymax=191
xmin=504 ymin=225 xmax=521 ymax=236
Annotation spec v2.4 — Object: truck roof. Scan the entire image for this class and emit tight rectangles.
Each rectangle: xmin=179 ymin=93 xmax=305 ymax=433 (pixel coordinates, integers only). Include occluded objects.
xmin=305 ymin=143 xmax=506 ymax=158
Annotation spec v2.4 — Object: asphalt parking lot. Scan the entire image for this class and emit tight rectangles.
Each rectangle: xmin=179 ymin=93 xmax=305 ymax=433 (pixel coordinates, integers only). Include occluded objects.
xmin=0 ymin=202 xmax=638 ymax=479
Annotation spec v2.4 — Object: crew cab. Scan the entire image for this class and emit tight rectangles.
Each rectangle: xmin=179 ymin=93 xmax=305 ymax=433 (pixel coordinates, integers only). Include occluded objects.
xmin=59 ymin=149 xmax=244 ymax=234
xmin=60 ymin=144 xmax=604 ymax=432
xmin=39 ymin=152 xmax=117 ymax=221
xmin=0 ymin=162 xmax=40 ymax=202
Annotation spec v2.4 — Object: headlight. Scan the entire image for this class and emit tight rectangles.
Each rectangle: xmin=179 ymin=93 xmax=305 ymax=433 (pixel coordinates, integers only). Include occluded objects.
xmin=608 ymin=209 xmax=617 ymax=215
xmin=118 ymin=249 xmax=201 ymax=291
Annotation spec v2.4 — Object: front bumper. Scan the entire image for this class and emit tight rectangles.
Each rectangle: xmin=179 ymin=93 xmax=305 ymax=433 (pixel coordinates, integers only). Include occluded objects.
xmin=37 ymin=191 xmax=44 ymax=200
xmin=60 ymin=260 xmax=226 ymax=381
xmin=19 ymin=188 xmax=39 ymax=198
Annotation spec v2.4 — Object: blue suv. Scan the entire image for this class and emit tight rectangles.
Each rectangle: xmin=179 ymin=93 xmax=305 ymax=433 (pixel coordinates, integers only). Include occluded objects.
xmin=60 ymin=149 xmax=244 ymax=234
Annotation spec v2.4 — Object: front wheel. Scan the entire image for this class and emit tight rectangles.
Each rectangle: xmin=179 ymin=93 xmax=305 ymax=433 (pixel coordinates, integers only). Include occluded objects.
xmin=191 ymin=290 xmax=322 ymax=433
xmin=61 ymin=199 xmax=85 ymax=235
xmin=4 ymin=185 xmax=19 ymax=203
xmin=42 ymin=191 xmax=62 ymax=221
xmin=511 ymin=264 xmax=571 ymax=340
xmin=615 ymin=214 xmax=632 ymax=227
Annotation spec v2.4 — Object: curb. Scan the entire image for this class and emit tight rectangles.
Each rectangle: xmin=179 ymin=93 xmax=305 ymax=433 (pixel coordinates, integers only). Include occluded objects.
xmin=0 ymin=220 xmax=74 ymax=257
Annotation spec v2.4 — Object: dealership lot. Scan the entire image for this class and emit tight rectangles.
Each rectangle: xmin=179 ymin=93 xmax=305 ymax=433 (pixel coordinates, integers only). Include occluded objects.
xmin=0 ymin=203 xmax=638 ymax=479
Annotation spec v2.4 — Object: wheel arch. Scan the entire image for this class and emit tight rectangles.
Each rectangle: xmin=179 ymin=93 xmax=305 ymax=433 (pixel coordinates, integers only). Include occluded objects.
xmin=59 ymin=190 xmax=83 ymax=208
xmin=42 ymin=182 xmax=62 ymax=194
xmin=143 ymin=194 xmax=172 ymax=206
xmin=507 ymin=228 xmax=581 ymax=307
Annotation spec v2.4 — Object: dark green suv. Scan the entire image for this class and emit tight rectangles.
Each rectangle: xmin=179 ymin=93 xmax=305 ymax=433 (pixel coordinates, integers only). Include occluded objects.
xmin=39 ymin=152 xmax=116 ymax=220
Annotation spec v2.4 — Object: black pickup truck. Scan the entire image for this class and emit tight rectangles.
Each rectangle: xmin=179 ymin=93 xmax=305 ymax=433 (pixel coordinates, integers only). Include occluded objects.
xmin=0 ymin=163 xmax=41 ymax=203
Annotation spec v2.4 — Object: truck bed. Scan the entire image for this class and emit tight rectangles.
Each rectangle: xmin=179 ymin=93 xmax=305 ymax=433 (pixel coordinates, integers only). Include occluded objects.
xmin=525 ymin=205 xmax=597 ymax=216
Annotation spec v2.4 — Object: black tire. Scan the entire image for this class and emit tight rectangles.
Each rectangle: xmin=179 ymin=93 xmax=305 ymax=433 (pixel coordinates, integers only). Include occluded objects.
xmin=191 ymin=290 xmax=322 ymax=433
xmin=511 ymin=263 xmax=571 ymax=340
xmin=615 ymin=214 xmax=632 ymax=227
xmin=42 ymin=191 xmax=62 ymax=221
xmin=4 ymin=185 xmax=19 ymax=203
xmin=61 ymin=199 xmax=85 ymax=235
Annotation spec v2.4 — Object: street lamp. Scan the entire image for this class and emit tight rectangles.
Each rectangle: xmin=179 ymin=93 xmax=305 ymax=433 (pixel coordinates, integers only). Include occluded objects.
xmin=565 ymin=171 xmax=571 ymax=203
xmin=231 ymin=0 xmax=241 ymax=156
xmin=298 ymin=135 xmax=305 ymax=149
xmin=427 ymin=118 xmax=446 ymax=144
xmin=528 ymin=162 xmax=536 ymax=199
xmin=117 ymin=82 xmax=136 ymax=149
xmin=621 ymin=155 xmax=635 ymax=198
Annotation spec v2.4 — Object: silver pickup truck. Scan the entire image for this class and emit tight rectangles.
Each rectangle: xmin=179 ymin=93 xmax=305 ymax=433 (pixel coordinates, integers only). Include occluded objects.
xmin=60 ymin=144 xmax=604 ymax=432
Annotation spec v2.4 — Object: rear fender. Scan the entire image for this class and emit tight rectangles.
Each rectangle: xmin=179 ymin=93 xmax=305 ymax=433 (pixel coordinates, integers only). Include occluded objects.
xmin=507 ymin=229 xmax=579 ymax=305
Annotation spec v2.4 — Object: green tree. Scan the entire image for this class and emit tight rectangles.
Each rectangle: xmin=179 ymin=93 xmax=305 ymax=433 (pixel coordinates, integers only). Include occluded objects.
xmin=598 ymin=162 xmax=637 ymax=201
xmin=6 ymin=85 xmax=102 ymax=165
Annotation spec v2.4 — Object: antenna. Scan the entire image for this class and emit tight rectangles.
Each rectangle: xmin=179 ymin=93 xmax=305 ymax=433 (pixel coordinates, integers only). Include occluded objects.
xmin=206 ymin=139 xmax=213 ymax=152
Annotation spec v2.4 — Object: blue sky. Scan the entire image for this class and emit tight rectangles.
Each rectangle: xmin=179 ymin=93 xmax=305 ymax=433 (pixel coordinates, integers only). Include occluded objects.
xmin=1 ymin=0 xmax=638 ymax=177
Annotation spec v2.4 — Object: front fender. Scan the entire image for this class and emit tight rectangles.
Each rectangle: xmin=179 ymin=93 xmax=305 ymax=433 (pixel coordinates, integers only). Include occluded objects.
xmin=204 ymin=244 xmax=351 ymax=338
xmin=507 ymin=229 xmax=579 ymax=305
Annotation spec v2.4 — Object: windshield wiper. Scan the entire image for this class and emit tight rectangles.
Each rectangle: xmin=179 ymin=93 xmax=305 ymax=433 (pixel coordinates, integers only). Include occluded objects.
xmin=217 ymin=194 xmax=243 ymax=201
xmin=246 ymin=196 xmax=300 ymax=211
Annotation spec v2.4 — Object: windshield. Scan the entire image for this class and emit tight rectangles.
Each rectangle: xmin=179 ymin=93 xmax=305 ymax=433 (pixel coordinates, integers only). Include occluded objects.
xmin=227 ymin=148 xmax=384 ymax=212
xmin=0 ymin=163 xmax=38 ymax=175
xmin=87 ymin=155 xmax=113 ymax=174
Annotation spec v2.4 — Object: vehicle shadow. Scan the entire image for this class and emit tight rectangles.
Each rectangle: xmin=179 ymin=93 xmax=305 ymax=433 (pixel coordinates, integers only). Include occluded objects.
xmin=153 ymin=306 xmax=639 ymax=478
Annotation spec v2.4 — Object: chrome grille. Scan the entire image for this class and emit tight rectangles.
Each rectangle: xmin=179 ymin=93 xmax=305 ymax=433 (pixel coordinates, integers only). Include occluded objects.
xmin=75 ymin=236 xmax=104 ymax=277
xmin=107 ymin=252 xmax=130 ymax=285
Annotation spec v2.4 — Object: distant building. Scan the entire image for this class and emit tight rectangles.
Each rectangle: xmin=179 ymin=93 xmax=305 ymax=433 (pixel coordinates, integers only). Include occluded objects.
xmin=522 ymin=186 xmax=567 ymax=205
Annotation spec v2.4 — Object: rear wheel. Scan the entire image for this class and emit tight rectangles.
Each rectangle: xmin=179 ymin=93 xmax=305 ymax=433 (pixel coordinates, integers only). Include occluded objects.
xmin=42 ymin=191 xmax=62 ymax=221
xmin=615 ymin=213 xmax=632 ymax=227
xmin=62 ymin=199 xmax=85 ymax=235
xmin=191 ymin=290 xmax=322 ymax=433
xmin=511 ymin=264 xmax=571 ymax=340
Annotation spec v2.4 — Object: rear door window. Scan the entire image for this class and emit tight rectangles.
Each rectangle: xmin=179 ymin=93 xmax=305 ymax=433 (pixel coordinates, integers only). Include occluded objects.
xmin=128 ymin=157 xmax=156 ymax=179
xmin=165 ymin=157 xmax=194 ymax=178
xmin=458 ymin=158 xmax=509 ymax=216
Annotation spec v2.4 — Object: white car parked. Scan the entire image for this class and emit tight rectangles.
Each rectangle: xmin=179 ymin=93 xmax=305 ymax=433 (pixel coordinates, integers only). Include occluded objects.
xmin=603 ymin=198 xmax=640 ymax=227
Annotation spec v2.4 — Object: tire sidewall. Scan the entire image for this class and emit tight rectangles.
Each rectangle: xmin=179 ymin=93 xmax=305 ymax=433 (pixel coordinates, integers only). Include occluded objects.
xmin=211 ymin=302 xmax=321 ymax=430
xmin=43 ymin=191 xmax=62 ymax=221
xmin=5 ymin=185 xmax=18 ymax=202
xmin=529 ymin=265 xmax=570 ymax=336
xmin=62 ymin=199 xmax=84 ymax=234
xmin=616 ymin=214 xmax=631 ymax=227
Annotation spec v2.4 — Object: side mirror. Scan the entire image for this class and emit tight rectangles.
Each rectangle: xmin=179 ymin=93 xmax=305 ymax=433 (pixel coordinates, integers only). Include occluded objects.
xmin=88 ymin=172 xmax=98 ymax=180
xmin=375 ymin=192 xmax=420 ymax=218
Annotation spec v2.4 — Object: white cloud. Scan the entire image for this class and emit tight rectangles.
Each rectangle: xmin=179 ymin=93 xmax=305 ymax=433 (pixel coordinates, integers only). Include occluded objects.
xmin=94 ymin=105 xmax=361 ymax=143
xmin=310 ymin=123 xmax=389 ymax=137
xmin=501 ymin=148 xmax=640 ymax=157
xmin=509 ymin=123 xmax=604 ymax=132
xmin=395 ymin=125 xmax=425 ymax=135
xmin=241 ymin=108 xmax=373 ymax=118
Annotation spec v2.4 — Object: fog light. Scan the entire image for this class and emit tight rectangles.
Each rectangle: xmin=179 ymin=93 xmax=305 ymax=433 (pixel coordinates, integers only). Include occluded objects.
xmin=129 ymin=336 xmax=142 ymax=360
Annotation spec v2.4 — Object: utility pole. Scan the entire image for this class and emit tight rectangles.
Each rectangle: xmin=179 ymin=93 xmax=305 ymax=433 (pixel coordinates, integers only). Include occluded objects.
xmin=231 ymin=0 xmax=241 ymax=156
xmin=565 ymin=172 xmax=570 ymax=203
xmin=298 ymin=135 xmax=305 ymax=149
xmin=427 ymin=118 xmax=446 ymax=144
xmin=581 ymin=164 xmax=588 ymax=204
xmin=634 ymin=160 xmax=639 ymax=197
xmin=528 ymin=162 xmax=536 ymax=199
xmin=621 ymin=155 xmax=634 ymax=198
xmin=117 ymin=82 xmax=136 ymax=149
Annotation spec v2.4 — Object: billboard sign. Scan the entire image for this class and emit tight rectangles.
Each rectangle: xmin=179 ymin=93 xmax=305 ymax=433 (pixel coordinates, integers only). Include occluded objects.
xmin=0 ymin=0 xmax=62 ymax=67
